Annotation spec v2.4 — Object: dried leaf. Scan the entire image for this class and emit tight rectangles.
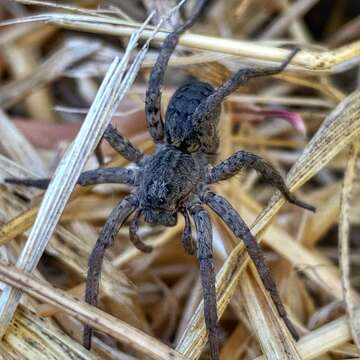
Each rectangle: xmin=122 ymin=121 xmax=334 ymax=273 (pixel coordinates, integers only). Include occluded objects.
xmin=339 ymin=140 xmax=360 ymax=350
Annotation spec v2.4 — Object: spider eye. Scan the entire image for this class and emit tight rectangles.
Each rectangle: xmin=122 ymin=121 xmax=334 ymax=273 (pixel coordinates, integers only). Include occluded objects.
xmin=170 ymin=139 xmax=181 ymax=147
xmin=187 ymin=142 xmax=200 ymax=153
xmin=164 ymin=184 xmax=172 ymax=194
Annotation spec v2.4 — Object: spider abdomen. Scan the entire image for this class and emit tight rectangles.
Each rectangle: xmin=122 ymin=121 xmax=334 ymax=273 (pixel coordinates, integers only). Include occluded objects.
xmin=165 ymin=81 xmax=221 ymax=154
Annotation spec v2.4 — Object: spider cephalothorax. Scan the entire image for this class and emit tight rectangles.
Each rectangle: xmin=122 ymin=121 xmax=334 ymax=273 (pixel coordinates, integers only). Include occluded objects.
xmin=5 ymin=1 xmax=315 ymax=359
xmin=138 ymin=144 xmax=205 ymax=226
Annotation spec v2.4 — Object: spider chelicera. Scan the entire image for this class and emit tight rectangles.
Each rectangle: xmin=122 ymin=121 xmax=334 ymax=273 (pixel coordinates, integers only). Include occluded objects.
xmin=6 ymin=0 xmax=315 ymax=358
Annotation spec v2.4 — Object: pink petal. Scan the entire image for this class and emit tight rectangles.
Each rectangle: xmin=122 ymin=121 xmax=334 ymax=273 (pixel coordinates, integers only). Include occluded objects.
xmin=259 ymin=109 xmax=307 ymax=136
xmin=235 ymin=104 xmax=307 ymax=136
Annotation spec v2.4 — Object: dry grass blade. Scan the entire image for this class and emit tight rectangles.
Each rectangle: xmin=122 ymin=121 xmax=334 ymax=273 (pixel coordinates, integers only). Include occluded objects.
xmin=301 ymin=185 xmax=341 ymax=247
xmin=11 ymin=0 xmax=117 ymax=17
xmin=176 ymin=90 xmax=360 ymax=358
xmin=261 ymin=0 xmax=320 ymax=39
xmin=0 ymin=22 xmax=44 ymax=46
xmin=1 ymin=14 xmax=359 ymax=73
xmin=255 ymin=308 xmax=356 ymax=360
xmin=0 ymin=205 xmax=43 ymax=247
xmin=229 ymin=94 xmax=334 ymax=108
xmin=0 ymin=109 xmax=46 ymax=176
xmin=240 ymin=264 xmax=301 ymax=359
xmin=0 ymin=155 xmax=38 ymax=189
xmin=0 ymin=27 xmax=147 ymax=336
xmin=0 ymin=263 xmax=186 ymax=360
xmin=339 ymin=140 xmax=360 ymax=350
xmin=0 ymin=39 xmax=101 ymax=109
xmin=0 ymin=306 xmax=97 ymax=359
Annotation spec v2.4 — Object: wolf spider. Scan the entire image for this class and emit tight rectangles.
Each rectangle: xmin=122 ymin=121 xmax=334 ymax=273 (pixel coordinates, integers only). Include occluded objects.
xmin=6 ymin=0 xmax=315 ymax=358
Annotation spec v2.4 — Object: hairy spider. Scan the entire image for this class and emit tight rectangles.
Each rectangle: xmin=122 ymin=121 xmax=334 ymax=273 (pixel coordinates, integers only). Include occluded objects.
xmin=6 ymin=0 xmax=315 ymax=358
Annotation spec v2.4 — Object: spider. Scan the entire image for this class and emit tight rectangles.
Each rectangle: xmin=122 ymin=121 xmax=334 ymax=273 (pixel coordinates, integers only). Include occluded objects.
xmin=6 ymin=0 xmax=315 ymax=358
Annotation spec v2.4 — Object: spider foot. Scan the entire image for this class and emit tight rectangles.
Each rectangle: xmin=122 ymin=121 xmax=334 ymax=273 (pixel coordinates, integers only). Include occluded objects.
xmin=5 ymin=177 xmax=50 ymax=189
xmin=181 ymin=208 xmax=197 ymax=256
xmin=183 ymin=239 xmax=197 ymax=256
xmin=286 ymin=194 xmax=316 ymax=213
xmin=284 ymin=316 xmax=300 ymax=341
xmin=279 ymin=47 xmax=301 ymax=71
xmin=129 ymin=210 xmax=153 ymax=253
xmin=83 ymin=325 xmax=92 ymax=349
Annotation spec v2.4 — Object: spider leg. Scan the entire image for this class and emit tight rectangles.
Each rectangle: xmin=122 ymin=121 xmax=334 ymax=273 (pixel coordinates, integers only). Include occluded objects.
xmin=129 ymin=210 xmax=153 ymax=253
xmin=189 ymin=204 xmax=219 ymax=360
xmin=201 ymin=191 xmax=299 ymax=341
xmin=191 ymin=48 xmax=300 ymax=126
xmin=145 ymin=0 xmax=207 ymax=142
xmin=5 ymin=167 xmax=137 ymax=190
xmin=103 ymin=124 xmax=143 ymax=163
xmin=83 ymin=195 xmax=137 ymax=349
xmin=181 ymin=208 xmax=196 ymax=255
xmin=206 ymin=150 xmax=315 ymax=212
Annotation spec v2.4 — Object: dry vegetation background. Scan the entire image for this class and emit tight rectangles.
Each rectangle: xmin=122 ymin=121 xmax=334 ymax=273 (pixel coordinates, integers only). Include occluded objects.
xmin=0 ymin=0 xmax=359 ymax=359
